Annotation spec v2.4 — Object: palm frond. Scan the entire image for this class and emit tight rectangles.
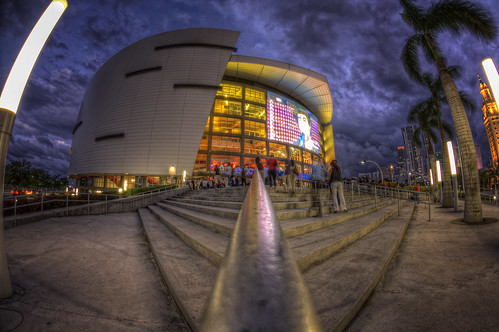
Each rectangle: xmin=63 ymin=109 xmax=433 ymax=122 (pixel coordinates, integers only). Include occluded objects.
xmin=427 ymin=0 xmax=497 ymax=42
xmin=400 ymin=0 xmax=425 ymax=30
xmin=459 ymin=91 xmax=476 ymax=114
xmin=441 ymin=121 xmax=455 ymax=140
xmin=401 ymin=34 xmax=425 ymax=83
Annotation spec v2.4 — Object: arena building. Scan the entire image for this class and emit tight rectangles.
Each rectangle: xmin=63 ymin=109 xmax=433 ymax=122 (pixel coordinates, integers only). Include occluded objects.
xmin=68 ymin=28 xmax=334 ymax=192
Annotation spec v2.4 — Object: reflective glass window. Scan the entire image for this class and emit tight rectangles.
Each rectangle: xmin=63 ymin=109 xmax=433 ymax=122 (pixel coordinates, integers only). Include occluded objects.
xmin=244 ymin=120 xmax=266 ymax=138
xmin=211 ymin=155 xmax=240 ymax=168
xmin=213 ymin=116 xmax=241 ymax=134
xmin=194 ymin=154 xmax=207 ymax=171
xmin=269 ymin=142 xmax=287 ymax=159
xmin=211 ymin=136 xmax=241 ymax=152
xmin=245 ymin=103 xmax=266 ymax=120
xmin=217 ymin=84 xmax=242 ymax=99
xmin=214 ymin=99 xmax=242 ymax=116
xmin=303 ymin=151 xmax=312 ymax=164
xmin=245 ymin=88 xmax=266 ymax=104
xmin=199 ymin=135 xmax=208 ymax=151
xmin=244 ymin=139 xmax=266 ymax=155
xmin=289 ymin=147 xmax=301 ymax=162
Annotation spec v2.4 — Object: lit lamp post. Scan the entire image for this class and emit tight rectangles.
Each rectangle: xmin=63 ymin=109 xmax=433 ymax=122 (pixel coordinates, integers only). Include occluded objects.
xmin=447 ymin=141 xmax=458 ymax=212
xmin=0 ymin=0 xmax=68 ymax=298
xmin=482 ymin=58 xmax=499 ymax=102
xmin=360 ymin=160 xmax=384 ymax=183
xmin=169 ymin=165 xmax=176 ymax=184
xmin=436 ymin=160 xmax=443 ymax=203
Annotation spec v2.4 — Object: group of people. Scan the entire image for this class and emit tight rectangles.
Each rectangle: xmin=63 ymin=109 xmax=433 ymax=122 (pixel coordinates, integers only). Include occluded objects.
xmin=254 ymin=153 xmax=347 ymax=214
xmin=186 ymin=155 xmax=347 ymax=214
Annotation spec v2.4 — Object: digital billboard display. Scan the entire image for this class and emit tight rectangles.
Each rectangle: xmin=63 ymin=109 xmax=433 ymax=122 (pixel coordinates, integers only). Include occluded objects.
xmin=267 ymin=92 xmax=320 ymax=154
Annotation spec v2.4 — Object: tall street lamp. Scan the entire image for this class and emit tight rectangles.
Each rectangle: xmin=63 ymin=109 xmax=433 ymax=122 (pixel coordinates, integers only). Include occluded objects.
xmin=447 ymin=141 xmax=459 ymax=212
xmin=360 ymin=160 xmax=384 ymax=182
xmin=0 ymin=0 xmax=68 ymax=298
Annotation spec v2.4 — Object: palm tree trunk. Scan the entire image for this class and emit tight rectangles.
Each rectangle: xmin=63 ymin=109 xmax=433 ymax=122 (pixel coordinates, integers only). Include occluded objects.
xmin=436 ymin=58 xmax=483 ymax=222
xmin=436 ymin=119 xmax=454 ymax=207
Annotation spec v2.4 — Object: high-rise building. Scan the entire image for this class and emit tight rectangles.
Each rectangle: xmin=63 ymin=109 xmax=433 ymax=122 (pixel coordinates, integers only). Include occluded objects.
xmin=401 ymin=125 xmax=426 ymax=175
xmin=478 ymin=75 xmax=499 ymax=167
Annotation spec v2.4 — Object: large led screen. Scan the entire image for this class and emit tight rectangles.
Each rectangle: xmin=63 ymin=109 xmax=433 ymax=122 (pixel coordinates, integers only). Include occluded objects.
xmin=267 ymin=92 xmax=320 ymax=154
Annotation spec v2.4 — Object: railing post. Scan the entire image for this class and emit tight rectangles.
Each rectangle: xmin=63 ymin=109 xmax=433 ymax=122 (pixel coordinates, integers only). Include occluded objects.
xmin=87 ymin=193 xmax=90 ymax=215
xmin=41 ymin=193 xmax=44 ymax=216
xmin=14 ymin=197 xmax=17 ymax=221
xmin=374 ymin=186 xmax=377 ymax=208
xmin=66 ymin=194 xmax=69 ymax=216
xmin=200 ymin=171 xmax=323 ymax=332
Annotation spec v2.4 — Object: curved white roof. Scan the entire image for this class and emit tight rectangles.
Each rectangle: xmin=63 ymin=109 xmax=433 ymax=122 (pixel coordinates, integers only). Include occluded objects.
xmin=225 ymin=55 xmax=333 ymax=124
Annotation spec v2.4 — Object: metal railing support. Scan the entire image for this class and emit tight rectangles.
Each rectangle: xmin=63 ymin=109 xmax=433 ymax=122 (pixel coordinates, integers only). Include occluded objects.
xmin=200 ymin=171 xmax=323 ymax=332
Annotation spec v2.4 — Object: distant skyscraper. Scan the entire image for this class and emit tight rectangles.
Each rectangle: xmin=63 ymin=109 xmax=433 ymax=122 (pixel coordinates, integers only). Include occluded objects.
xmin=397 ymin=146 xmax=406 ymax=171
xmin=401 ymin=125 xmax=426 ymax=174
xmin=478 ymin=75 xmax=499 ymax=167
xmin=476 ymin=144 xmax=483 ymax=170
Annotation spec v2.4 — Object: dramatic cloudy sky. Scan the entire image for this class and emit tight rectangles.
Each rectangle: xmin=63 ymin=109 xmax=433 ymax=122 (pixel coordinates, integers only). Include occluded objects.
xmin=1 ymin=0 xmax=498 ymax=178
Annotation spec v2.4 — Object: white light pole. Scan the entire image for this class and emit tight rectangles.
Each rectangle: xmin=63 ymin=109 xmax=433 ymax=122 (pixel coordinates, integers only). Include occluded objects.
xmin=482 ymin=58 xmax=499 ymax=103
xmin=360 ymin=160 xmax=384 ymax=183
xmin=436 ymin=160 xmax=443 ymax=204
xmin=0 ymin=0 xmax=68 ymax=298
xmin=447 ymin=141 xmax=458 ymax=212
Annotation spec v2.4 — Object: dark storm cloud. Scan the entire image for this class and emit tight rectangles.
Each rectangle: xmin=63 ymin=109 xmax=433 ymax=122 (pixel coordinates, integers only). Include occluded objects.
xmin=1 ymin=0 xmax=498 ymax=177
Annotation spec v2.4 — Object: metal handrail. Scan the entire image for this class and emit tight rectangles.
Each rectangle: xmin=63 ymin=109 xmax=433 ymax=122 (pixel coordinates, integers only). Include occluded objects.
xmin=200 ymin=171 xmax=323 ymax=331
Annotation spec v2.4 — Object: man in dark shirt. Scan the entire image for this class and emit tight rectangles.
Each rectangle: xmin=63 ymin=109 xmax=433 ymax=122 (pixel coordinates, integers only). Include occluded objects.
xmin=329 ymin=160 xmax=347 ymax=213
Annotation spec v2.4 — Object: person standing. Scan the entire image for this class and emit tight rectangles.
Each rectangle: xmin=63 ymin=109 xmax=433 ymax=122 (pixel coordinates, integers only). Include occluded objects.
xmin=329 ymin=160 xmax=347 ymax=213
xmin=214 ymin=164 xmax=222 ymax=188
xmin=267 ymin=154 xmax=278 ymax=187
xmin=255 ymin=153 xmax=265 ymax=183
xmin=225 ymin=163 xmax=233 ymax=187
xmin=241 ymin=166 xmax=247 ymax=186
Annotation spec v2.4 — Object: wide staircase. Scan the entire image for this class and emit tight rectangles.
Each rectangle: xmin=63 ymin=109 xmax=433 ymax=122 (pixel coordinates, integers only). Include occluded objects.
xmin=138 ymin=179 xmax=416 ymax=331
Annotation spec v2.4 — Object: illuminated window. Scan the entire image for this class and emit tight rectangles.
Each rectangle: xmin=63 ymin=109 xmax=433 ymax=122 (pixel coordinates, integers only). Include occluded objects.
xmin=198 ymin=135 xmax=208 ymax=151
xmin=303 ymin=151 xmax=312 ymax=164
xmin=217 ymin=84 xmax=242 ymax=99
xmin=312 ymin=155 xmax=319 ymax=164
xmin=245 ymin=88 xmax=266 ymax=104
xmin=204 ymin=117 xmax=211 ymax=132
xmin=106 ymin=176 xmax=120 ymax=189
xmin=212 ymin=136 xmax=241 ymax=152
xmin=194 ymin=153 xmax=207 ymax=171
xmin=289 ymin=147 xmax=301 ymax=162
xmin=244 ymin=139 xmax=266 ymax=155
xmin=93 ymin=176 xmax=104 ymax=188
xmin=214 ymin=99 xmax=242 ymax=116
xmin=213 ymin=116 xmax=241 ymax=134
xmin=245 ymin=103 xmax=266 ymax=120
xmin=303 ymin=164 xmax=311 ymax=175
xmin=269 ymin=143 xmax=287 ymax=159
xmin=245 ymin=120 xmax=266 ymax=138
xmin=211 ymin=155 xmax=240 ymax=168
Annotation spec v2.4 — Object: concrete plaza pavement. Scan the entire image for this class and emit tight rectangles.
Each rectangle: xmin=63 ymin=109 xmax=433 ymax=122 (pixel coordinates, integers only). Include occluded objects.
xmin=1 ymin=202 xmax=498 ymax=331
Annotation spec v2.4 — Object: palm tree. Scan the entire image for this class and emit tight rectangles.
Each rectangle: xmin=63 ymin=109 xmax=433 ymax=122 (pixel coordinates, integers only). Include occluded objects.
xmin=408 ymin=70 xmax=475 ymax=207
xmin=400 ymin=0 xmax=497 ymax=223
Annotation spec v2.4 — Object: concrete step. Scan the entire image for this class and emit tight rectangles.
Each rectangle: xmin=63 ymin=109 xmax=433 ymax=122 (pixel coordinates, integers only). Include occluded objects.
xmin=139 ymin=188 xmax=415 ymax=331
xmin=289 ymin=200 xmax=407 ymax=271
xmin=138 ymin=207 xmax=217 ymax=329
xmin=303 ymin=202 xmax=415 ymax=331
xmin=155 ymin=201 xmax=235 ymax=237
xmin=148 ymin=204 xmax=229 ymax=266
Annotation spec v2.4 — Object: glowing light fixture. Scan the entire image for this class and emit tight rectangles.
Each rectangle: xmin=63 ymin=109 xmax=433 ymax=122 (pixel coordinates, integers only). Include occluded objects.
xmin=0 ymin=0 xmax=68 ymax=114
xmin=482 ymin=58 xmax=499 ymax=102
xmin=430 ymin=169 xmax=434 ymax=186
xmin=436 ymin=161 xmax=442 ymax=182
xmin=182 ymin=170 xmax=187 ymax=182
xmin=169 ymin=165 xmax=176 ymax=176
xmin=124 ymin=180 xmax=128 ymax=191
xmin=447 ymin=141 xmax=457 ymax=176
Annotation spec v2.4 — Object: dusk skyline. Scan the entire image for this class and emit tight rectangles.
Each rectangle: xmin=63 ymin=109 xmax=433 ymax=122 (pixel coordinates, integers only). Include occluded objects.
xmin=1 ymin=0 xmax=498 ymax=178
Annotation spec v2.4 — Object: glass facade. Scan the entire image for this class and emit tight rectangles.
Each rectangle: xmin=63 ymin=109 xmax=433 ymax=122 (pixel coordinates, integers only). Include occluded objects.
xmin=195 ymin=81 xmax=324 ymax=180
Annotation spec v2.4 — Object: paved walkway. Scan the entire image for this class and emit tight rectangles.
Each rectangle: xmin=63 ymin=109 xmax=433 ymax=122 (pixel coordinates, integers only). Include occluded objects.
xmin=1 ymin=202 xmax=498 ymax=331
xmin=348 ymin=202 xmax=499 ymax=331
xmin=0 ymin=213 xmax=190 ymax=331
